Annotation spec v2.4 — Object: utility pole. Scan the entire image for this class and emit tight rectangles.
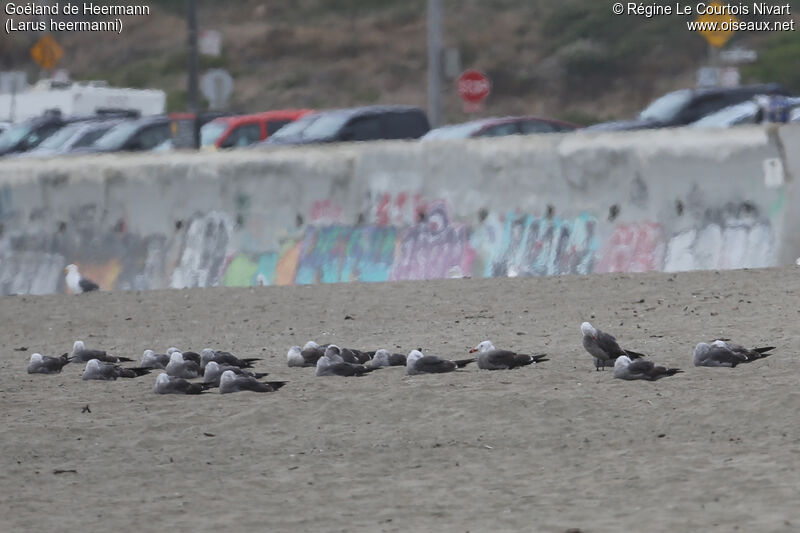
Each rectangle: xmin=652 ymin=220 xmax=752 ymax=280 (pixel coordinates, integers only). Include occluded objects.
xmin=187 ymin=0 xmax=200 ymax=148
xmin=427 ymin=0 xmax=442 ymax=128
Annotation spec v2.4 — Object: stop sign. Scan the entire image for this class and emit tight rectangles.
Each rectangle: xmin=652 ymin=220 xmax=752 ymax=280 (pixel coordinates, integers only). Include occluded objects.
xmin=457 ymin=69 xmax=491 ymax=104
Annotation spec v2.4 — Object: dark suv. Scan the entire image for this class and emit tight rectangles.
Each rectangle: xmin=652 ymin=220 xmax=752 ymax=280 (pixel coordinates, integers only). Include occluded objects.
xmin=587 ymin=84 xmax=793 ymax=131
xmin=266 ymin=105 xmax=430 ymax=145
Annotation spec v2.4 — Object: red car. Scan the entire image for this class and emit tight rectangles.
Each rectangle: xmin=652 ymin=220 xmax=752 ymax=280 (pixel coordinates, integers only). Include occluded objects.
xmin=200 ymin=109 xmax=314 ymax=149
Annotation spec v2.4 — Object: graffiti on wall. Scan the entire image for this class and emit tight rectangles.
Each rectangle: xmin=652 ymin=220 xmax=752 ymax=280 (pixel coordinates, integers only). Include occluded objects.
xmin=0 ymin=193 xmax=780 ymax=295
xmin=596 ymin=222 xmax=665 ymax=274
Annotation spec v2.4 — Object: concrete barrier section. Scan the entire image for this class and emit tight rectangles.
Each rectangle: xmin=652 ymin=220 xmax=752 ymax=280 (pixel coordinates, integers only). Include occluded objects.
xmin=0 ymin=125 xmax=797 ymax=295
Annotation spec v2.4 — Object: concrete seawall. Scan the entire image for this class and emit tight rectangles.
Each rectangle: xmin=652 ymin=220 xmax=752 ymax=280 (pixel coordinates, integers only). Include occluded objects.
xmin=0 ymin=125 xmax=796 ymax=294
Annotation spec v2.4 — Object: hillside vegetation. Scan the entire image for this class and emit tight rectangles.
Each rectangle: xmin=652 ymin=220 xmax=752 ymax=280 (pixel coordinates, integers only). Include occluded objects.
xmin=1 ymin=0 xmax=798 ymax=125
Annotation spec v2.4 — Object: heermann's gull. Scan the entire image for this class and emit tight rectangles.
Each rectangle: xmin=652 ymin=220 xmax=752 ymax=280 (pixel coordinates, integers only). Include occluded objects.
xmin=315 ymin=345 xmax=377 ymax=377
xmin=166 ymin=352 xmax=202 ymax=379
xmin=287 ymin=345 xmax=314 ymax=367
xmin=341 ymin=347 xmax=373 ymax=364
xmin=200 ymin=348 xmax=260 ymax=369
xmin=153 ymin=373 xmax=212 ymax=395
xmin=81 ymin=359 xmax=151 ymax=380
xmin=203 ymin=361 xmax=268 ymax=387
xmin=368 ymin=349 xmax=407 ymax=368
xmin=613 ymin=355 xmax=682 ymax=381
xmin=71 ymin=340 xmax=132 ymax=363
xmin=693 ymin=341 xmax=773 ymax=367
xmin=580 ymin=322 xmax=646 ymax=371
xmin=27 ymin=353 xmax=71 ymax=374
xmin=406 ymin=349 xmax=475 ymax=375
xmin=219 ymin=370 xmax=287 ymax=394
xmin=710 ymin=340 xmax=775 ymax=360
xmin=300 ymin=341 xmax=328 ymax=365
xmin=469 ymin=340 xmax=549 ymax=370
xmin=64 ymin=264 xmax=99 ymax=293
xmin=140 ymin=349 xmax=170 ymax=369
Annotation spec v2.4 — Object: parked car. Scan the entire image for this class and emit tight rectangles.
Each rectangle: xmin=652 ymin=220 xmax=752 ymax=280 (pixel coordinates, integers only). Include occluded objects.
xmin=0 ymin=109 xmax=138 ymax=156
xmin=201 ymin=109 xmax=313 ymax=149
xmin=0 ymin=111 xmax=74 ymax=156
xmin=691 ymin=96 xmax=800 ymax=128
xmin=587 ymin=83 xmax=793 ymax=131
xmin=265 ymin=105 xmax=430 ymax=145
xmin=74 ymin=115 xmax=171 ymax=154
xmin=15 ymin=119 xmax=122 ymax=158
xmin=422 ymin=116 xmax=578 ymax=140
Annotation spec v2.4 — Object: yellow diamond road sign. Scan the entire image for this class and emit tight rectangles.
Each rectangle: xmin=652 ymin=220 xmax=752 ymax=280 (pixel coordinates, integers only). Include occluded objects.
xmin=31 ymin=34 xmax=63 ymax=70
xmin=697 ymin=1 xmax=737 ymax=48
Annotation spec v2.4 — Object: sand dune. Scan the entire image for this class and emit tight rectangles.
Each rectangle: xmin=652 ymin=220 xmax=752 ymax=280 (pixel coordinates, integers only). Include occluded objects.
xmin=2 ymin=267 xmax=800 ymax=532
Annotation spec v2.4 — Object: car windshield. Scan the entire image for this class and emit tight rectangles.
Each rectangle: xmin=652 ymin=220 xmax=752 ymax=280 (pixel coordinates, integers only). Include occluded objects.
xmin=638 ymin=90 xmax=692 ymax=122
xmin=200 ymin=120 xmax=228 ymax=146
xmin=92 ymin=120 xmax=140 ymax=150
xmin=272 ymin=112 xmax=351 ymax=141
xmin=422 ymin=121 xmax=488 ymax=140
xmin=36 ymin=123 xmax=83 ymax=150
xmin=0 ymin=123 xmax=33 ymax=151
xmin=270 ymin=115 xmax=316 ymax=140
xmin=691 ymin=101 xmax=759 ymax=128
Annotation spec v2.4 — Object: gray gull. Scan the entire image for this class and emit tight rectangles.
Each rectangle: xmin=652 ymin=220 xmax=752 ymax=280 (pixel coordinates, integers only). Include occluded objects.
xmin=581 ymin=322 xmax=646 ymax=371
xmin=219 ymin=370 xmax=287 ymax=394
xmin=613 ymin=355 xmax=682 ymax=381
xmin=153 ymin=373 xmax=212 ymax=395
xmin=27 ymin=352 xmax=71 ymax=374
xmin=81 ymin=359 xmax=151 ymax=380
xmin=469 ymin=340 xmax=548 ymax=370
xmin=64 ymin=264 xmax=99 ymax=293
xmin=406 ymin=349 xmax=474 ymax=375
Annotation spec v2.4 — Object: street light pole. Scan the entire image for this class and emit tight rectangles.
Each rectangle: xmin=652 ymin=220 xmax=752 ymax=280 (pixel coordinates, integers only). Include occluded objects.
xmin=187 ymin=0 xmax=200 ymax=148
xmin=427 ymin=0 xmax=442 ymax=128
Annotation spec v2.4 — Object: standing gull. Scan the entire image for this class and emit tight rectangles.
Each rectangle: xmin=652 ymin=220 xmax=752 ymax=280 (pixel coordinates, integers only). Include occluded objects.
xmin=219 ymin=370 xmax=287 ymax=394
xmin=315 ymin=345 xmax=377 ymax=377
xmin=71 ymin=340 xmax=132 ymax=363
xmin=81 ymin=359 xmax=151 ymax=380
xmin=154 ymin=374 xmax=212 ymax=395
xmin=693 ymin=341 xmax=773 ymax=367
xmin=469 ymin=340 xmax=548 ymax=370
xmin=166 ymin=352 xmax=203 ymax=379
xmin=203 ymin=361 xmax=268 ymax=387
xmin=580 ymin=322 xmax=646 ymax=371
xmin=64 ymin=264 xmax=99 ymax=293
xmin=406 ymin=349 xmax=475 ymax=375
xmin=613 ymin=355 xmax=682 ymax=381
xmin=27 ymin=353 xmax=71 ymax=374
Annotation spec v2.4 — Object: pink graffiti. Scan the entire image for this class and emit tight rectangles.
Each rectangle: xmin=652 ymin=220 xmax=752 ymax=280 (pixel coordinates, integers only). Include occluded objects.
xmin=310 ymin=199 xmax=343 ymax=224
xmin=373 ymin=192 xmax=427 ymax=226
xmin=597 ymin=222 xmax=665 ymax=273
xmin=390 ymin=201 xmax=475 ymax=280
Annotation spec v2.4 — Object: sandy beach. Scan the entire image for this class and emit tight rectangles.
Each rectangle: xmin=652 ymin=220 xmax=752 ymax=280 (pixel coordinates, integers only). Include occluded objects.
xmin=2 ymin=267 xmax=800 ymax=532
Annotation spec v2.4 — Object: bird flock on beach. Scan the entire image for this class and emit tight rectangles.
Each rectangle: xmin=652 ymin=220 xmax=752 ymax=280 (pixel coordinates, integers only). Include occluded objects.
xmin=27 ymin=266 xmax=775 ymax=388
xmin=25 ymin=319 xmax=776 ymax=395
